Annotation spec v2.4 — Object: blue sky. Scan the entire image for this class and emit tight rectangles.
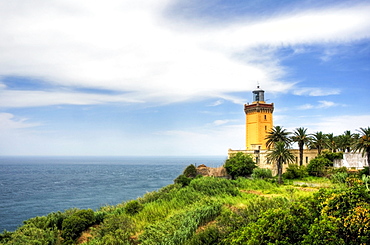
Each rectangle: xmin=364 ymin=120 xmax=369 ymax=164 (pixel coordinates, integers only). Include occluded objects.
xmin=0 ymin=0 xmax=369 ymax=156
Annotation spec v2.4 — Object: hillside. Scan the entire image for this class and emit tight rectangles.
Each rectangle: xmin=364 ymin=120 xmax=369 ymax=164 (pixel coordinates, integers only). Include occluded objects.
xmin=1 ymin=172 xmax=370 ymax=244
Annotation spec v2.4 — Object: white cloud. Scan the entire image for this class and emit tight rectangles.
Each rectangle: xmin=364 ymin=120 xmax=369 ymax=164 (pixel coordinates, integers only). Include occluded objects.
xmin=296 ymin=100 xmax=341 ymax=110
xmin=302 ymin=115 xmax=370 ymax=135
xmin=0 ymin=113 xmax=40 ymax=130
xmin=293 ymin=87 xmax=341 ymax=96
xmin=211 ymin=119 xmax=235 ymax=126
xmin=317 ymin=100 xmax=337 ymax=108
xmin=0 ymin=90 xmax=143 ymax=108
xmin=0 ymin=1 xmax=369 ymax=107
xmin=297 ymin=104 xmax=314 ymax=110
xmin=208 ymin=100 xmax=224 ymax=107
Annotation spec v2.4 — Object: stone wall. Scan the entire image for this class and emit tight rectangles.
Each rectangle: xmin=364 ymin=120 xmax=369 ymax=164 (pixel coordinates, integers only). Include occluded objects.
xmin=334 ymin=153 xmax=368 ymax=169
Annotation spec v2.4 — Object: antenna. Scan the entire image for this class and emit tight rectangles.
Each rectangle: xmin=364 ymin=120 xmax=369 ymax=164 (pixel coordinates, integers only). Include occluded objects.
xmin=257 ymin=81 xmax=260 ymax=89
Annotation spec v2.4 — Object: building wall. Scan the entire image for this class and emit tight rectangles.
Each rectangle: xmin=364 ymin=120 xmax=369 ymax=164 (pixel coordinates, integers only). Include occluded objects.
xmin=228 ymin=148 xmax=318 ymax=175
xmin=245 ymin=105 xmax=273 ymax=150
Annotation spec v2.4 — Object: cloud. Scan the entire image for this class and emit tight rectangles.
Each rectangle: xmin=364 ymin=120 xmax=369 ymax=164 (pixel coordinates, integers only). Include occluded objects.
xmin=297 ymin=104 xmax=314 ymax=110
xmin=208 ymin=100 xmax=224 ymax=107
xmin=211 ymin=119 xmax=235 ymax=126
xmin=0 ymin=113 xmax=40 ymax=130
xmin=317 ymin=100 xmax=337 ymax=108
xmin=0 ymin=1 xmax=369 ymax=107
xmin=296 ymin=100 xmax=342 ymax=110
xmin=0 ymin=90 xmax=143 ymax=108
xmin=302 ymin=115 xmax=370 ymax=135
xmin=293 ymin=87 xmax=341 ymax=96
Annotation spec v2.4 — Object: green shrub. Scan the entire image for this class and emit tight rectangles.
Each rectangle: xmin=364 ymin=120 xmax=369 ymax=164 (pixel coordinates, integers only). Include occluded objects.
xmin=224 ymin=152 xmax=257 ymax=179
xmin=183 ymin=164 xmax=197 ymax=178
xmin=320 ymin=151 xmax=343 ymax=162
xmin=4 ymin=223 xmax=59 ymax=245
xmin=185 ymin=225 xmax=221 ymax=245
xmin=359 ymin=167 xmax=370 ymax=177
xmin=61 ymin=209 xmax=95 ymax=244
xmin=283 ymin=164 xmax=308 ymax=179
xmin=307 ymin=157 xmax=331 ymax=176
xmin=138 ymin=184 xmax=180 ymax=204
xmin=124 ymin=200 xmax=143 ymax=215
xmin=330 ymin=172 xmax=349 ymax=184
xmin=174 ymin=174 xmax=192 ymax=187
xmin=189 ymin=177 xmax=239 ymax=196
xmin=93 ymin=214 xmax=134 ymax=243
xmin=139 ymin=203 xmax=222 ymax=244
xmin=251 ymin=168 xmax=272 ymax=179
xmin=225 ymin=203 xmax=314 ymax=245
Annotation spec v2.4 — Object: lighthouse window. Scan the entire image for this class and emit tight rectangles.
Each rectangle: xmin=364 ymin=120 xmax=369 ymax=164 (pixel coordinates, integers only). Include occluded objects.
xmin=264 ymin=115 xmax=267 ymax=120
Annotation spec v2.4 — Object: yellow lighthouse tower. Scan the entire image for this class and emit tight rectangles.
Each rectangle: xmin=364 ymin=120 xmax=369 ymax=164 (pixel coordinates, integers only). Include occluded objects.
xmin=244 ymin=86 xmax=274 ymax=150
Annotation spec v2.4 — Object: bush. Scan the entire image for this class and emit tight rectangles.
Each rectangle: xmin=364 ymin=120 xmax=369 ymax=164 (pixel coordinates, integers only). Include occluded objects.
xmin=359 ymin=167 xmax=370 ymax=177
xmin=307 ymin=157 xmax=331 ymax=176
xmin=226 ymin=203 xmax=314 ymax=244
xmin=183 ymin=164 xmax=197 ymax=178
xmin=224 ymin=152 xmax=257 ymax=179
xmin=251 ymin=168 xmax=272 ymax=179
xmin=189 ymin=177 xmax=239 ymax=196
xmin=124 ymin=200 xmax=143 ymax=215
xmin=174 ymin=174 xmax=192 ymax=187
xmin=320 ymin=150 xmax=343 ymax=161
xmin=61 ymin=209 xmax=95 ymax=244
xmin=330 ymin=172 xmax=349 ymax=184
xmin=94 ymin=214 xmax=134 ymax=242
xmin=283 ymin=164 xmax=308 ymax=179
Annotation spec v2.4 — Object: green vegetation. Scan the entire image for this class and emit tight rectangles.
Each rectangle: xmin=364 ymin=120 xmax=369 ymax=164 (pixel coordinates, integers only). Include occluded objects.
xmin=1 ymin=125 xmax=370 ymax=244
xmin=251 ymin=168 xmax=272 ymax=179
xmin=224 ymin=152 xmax=257 ymax=179
xmin=2 ymin=169 xmax=370 ymax=245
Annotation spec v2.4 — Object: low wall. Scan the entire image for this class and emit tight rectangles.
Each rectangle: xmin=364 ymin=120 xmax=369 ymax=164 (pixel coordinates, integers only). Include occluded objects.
xmin=228 ymin=148 xmax=318 ymax=175
xmin=334 ymin=153 xmax=368 ymax=169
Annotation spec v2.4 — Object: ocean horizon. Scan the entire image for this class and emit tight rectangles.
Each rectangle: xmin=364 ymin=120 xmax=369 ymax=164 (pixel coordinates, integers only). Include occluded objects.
xmin=0 ymin=155 xmax=226 ymax=232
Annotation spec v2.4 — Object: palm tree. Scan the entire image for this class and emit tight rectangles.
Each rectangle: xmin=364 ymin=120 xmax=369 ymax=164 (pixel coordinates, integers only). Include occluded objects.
xmin=266 ymin=141 xmax=295 ymax=184
xmin=310 ymin=131 xmax=327 ymax=155
xmin=265 ymin=126 xmax=292 ymax=149
xmin=291 ymin=127 xmax=311 ymax=166
xmin=326 ymin=133 xmax=339 ymax=153
xmin=337 ymin=130 xmax=354 ymax=152
xmin=354 ymin=127 xmax=370 ymax=175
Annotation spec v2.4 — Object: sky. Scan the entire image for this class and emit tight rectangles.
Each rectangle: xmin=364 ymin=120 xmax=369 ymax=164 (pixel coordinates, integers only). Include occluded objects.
xmin=0 ymin=0 xmax=369 ymax=156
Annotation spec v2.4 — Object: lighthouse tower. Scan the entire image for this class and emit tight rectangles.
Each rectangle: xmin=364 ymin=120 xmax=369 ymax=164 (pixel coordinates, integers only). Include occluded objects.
xmin=244 ymin=86 xmax=274 ymax=150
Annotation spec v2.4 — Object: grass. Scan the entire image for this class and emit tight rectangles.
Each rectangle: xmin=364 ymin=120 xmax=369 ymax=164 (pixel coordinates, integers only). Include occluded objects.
xmin=1 ymin=176 xmax=337 ymax=245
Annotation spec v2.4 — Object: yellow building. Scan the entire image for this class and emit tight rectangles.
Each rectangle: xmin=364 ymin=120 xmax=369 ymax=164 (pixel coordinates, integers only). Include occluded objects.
xmin=244 ymin=86 xmax=274 ymax=150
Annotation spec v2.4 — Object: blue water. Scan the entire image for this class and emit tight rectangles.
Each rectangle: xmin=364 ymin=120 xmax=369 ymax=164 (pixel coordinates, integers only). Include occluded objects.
xmin=0 ymin=156 xmax=226 ymax=232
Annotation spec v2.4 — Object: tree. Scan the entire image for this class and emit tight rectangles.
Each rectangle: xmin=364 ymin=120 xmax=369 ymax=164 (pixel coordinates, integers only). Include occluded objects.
xmin=183 ymin=164 xmax=197 ymax=178
xmin=338 ymin=130 xmax=355 ymax=153
xmin=326 ymin=133 xmax=339 ymax=153
xmin=306 ymin=157 xmax=331 ymax=177
xmin=61 ymin=209 xmax=95 ymax=244
xmin=265 ymin=125 xmax=292 ymax=149
xmin=310 ymin=131 xmax=327 ymax=155
xmin=292 ymin=127 xmax=311 ymax=166
xmin=354 ymin=127 xmax=370 ymax=175
xmin=266 ymin=141 xmax=295 ymax=184
xmin=224 ymin=152 xmax=257 ymax=179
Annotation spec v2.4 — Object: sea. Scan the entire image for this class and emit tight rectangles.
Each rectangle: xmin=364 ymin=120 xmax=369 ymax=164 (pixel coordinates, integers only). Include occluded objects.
xmin=0 ymin=155 xmax=226 ymax=232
